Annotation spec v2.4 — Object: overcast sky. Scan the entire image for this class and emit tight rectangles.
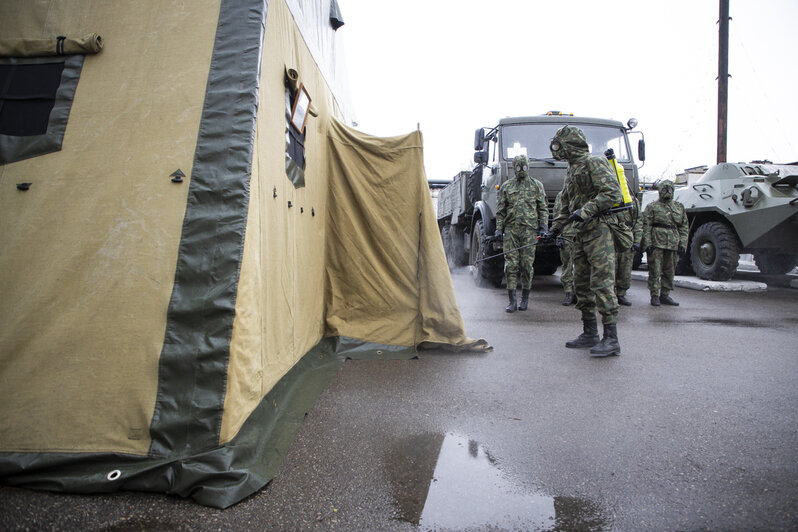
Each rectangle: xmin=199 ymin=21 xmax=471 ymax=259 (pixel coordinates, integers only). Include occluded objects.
xmin=336 ymin=0 xmax=798 ymax=182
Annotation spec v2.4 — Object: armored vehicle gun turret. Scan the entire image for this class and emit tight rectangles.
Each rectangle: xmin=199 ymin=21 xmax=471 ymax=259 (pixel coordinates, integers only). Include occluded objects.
xmin=642 ymin=161 xmax=798 ymax=281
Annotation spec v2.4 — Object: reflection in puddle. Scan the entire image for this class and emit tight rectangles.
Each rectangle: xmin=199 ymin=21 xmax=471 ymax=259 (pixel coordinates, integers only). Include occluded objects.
xmin=388 ymin=432 xmax=608 ymax=531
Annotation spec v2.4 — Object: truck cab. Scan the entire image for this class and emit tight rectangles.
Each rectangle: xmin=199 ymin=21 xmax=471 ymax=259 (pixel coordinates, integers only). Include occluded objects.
xmin=465 ymin=113 xmax=645 ymax=286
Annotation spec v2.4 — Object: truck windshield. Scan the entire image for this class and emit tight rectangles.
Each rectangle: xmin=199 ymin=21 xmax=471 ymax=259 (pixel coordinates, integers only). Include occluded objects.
xmin=501 ymin=123 xmax=631 ymax=162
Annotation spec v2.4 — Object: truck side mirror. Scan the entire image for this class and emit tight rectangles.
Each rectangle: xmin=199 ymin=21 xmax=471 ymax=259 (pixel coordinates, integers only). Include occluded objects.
xmin=638 ymin=139 xmax=646 ymax=161
xmin=474 ymin=150 xmax=488 ymax=165
xmin=474 ymin=128 xmax=485 ymax=151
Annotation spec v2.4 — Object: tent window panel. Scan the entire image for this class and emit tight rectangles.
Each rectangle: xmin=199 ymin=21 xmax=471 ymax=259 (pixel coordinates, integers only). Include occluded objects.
xmin=285 ymin=86 xmax=306 ymax=188
xmin=287 ymin=124 xmax=305 ymax=169
xmin=0 ymin=62 xmax=65 ymax=136
xmin=0 ymin=55 xmax=84 ymax=166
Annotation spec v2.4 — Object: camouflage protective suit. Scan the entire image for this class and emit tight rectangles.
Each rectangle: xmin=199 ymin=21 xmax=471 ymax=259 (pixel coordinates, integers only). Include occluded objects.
xmin=550 ymin=126 xmax=623 ymax=325
xmin=496 ymin=155 xmax=547 ymax=292
xmin=641 ymin=180 xmax=688 ymax=303
xmin=554 ymin=189 xmax=577 ymax=302
xmin=614 ymin=195 xmax=642 ymax=303
xmin=549 ymin=125 xmax=624 ymax=357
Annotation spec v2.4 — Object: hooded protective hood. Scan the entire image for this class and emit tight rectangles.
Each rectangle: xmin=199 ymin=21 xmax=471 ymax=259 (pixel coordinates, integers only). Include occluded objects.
xmin=550 ymin=125 xmax=589 ymax=162
xmin=658 ymin=179 xmax=675 ymax=202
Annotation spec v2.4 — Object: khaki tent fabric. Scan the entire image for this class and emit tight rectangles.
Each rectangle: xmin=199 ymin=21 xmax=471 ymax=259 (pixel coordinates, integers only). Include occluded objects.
xmin=0 ymin=0 xmax=222 ymax=456
xmin=221 ymin=0 xmax=336 ymax=444
xmin=0 ymin=33 xmax=103 ymax=57
xmin=325 ymin=118 xmax=489 ymax=351
xmin=0 ymin=0 xmax=487 ymax=509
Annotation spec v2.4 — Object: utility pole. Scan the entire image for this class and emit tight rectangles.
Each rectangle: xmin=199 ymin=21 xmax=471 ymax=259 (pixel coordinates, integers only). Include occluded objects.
xmin=717 ymin=0 xmax=730 ymax=164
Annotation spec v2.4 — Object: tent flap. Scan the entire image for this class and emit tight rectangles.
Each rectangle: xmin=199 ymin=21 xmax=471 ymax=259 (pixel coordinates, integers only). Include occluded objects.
xmin=0 ymin=33 xmax=103 ymax=57
xmin=325 ymin=118 xmax=490 ymax=351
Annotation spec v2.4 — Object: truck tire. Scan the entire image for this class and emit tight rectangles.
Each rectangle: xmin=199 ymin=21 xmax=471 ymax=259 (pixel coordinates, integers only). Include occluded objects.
xmin=469 ymin=219 xmax=503 ymax=288
xmin=441 ymin=225 xmax=455 ymax=270
xmin=690 ymin=221 xmax=740 ymax=281
xmin=533 ymin=258 xmax=559 ymax=276
xmin=753 ymin=250 xmax=798 ymax=274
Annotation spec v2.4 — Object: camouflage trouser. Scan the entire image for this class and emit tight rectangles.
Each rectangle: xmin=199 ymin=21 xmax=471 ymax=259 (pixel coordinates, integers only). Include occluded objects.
xmin=615 ymin=248 xmax=634 ymax=297
xmin=573 ymin=222 xmax=618 ymax=324
xmin=647 ymin=247 xmax=678 ymax=296
xmin=559 ymin=242 xmax=574 ymax=292
xmin=503 ymin=226 xmax=536 ymax=290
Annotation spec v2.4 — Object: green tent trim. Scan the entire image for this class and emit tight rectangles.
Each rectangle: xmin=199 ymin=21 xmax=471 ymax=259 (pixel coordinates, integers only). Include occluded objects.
xmin=0 ymin=337 xmax=416 ymax=509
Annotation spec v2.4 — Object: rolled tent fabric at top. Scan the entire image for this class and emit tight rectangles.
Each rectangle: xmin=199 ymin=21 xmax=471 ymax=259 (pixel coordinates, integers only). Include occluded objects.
xmin=0 ymin=34 xmax=103 ymax=57
xmin=325 ymin=118 xmax=490 ymax=352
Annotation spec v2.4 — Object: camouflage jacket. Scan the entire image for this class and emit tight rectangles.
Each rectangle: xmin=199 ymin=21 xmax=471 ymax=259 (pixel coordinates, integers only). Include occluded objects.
xmin=496 ymin=176 xmax=547 ymax=231
xmin=641 ymin=199 xmax=688 ymax=250
xmin=552 ymin=153 xmax=623 ymax=239
xmin=553 ymin=189 xmax=577 ymax=238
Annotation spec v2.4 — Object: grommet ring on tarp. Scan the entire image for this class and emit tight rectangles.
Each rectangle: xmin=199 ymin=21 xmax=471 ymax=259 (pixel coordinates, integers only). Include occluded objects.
xmin=106 ymin=469 xmax=121 ymax=481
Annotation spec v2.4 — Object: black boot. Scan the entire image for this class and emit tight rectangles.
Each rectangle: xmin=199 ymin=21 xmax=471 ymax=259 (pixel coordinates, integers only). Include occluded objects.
xmin=505 ymin=290 xmax=517 ymax=313
xmin=617 ymin=294 xmax=632 ymax=306
xmin=590 ymin=323 xmax=621 ymax=357
xmin=562 ymin=292 xmax=576 ymax=306
xmin=565 ymin=318 xmax=600 ymax=348
xmin=650 ymin=295 xmax=661 ymax=306
xmin=660 ymin=293 xmax=679 ymax=306
xmin=518 ymin=289 xmax=530 ymax=311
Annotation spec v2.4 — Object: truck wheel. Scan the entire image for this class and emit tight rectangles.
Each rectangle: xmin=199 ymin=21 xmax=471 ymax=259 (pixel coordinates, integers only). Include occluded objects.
xmin=469 ymin=219 xmax=503 ymax=288
xmin=753 ymin=250 xmax=798 ymax=274
xmin=533 ymin=259 xmax=558 ymax=276
xmin=441 ymin=225 xmax=456 ymax=270
xmin=690 ymin=221 xmax=740 ymax=281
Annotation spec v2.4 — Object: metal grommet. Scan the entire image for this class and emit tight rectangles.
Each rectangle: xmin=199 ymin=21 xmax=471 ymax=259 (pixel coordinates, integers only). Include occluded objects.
xmin=376 ymin=350 xmax=383 ymax=356
xmin=106 ymin=469 xmax=122 ymax=481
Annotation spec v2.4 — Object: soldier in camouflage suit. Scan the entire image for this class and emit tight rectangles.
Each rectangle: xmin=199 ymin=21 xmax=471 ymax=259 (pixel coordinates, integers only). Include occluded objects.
xmin=615 ymin=195 xmax=642 ymax=306
xmin=553 ymin=189 xmax=577 ymax=306
xmin=495 ymin=154 xmax=548 ymax=312
xmin=641 ymin=180 xmax=688 ymax=306
xmin=545 ymin=125 xmax=624 ymax=357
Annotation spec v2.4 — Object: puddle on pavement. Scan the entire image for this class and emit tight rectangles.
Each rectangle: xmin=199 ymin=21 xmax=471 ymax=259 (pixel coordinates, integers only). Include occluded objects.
xmin=388 ymin=432 xmax=608 ymax=531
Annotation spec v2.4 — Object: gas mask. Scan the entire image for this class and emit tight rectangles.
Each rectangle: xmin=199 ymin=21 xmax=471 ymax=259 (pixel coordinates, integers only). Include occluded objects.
xmin=550 ymin=125 xmax=588 ymax=161
xmin=549 ymin=139 xmax=566 ymax=161
xmin=513 ymin=155 xmax=529 ymax=178
xmin=659 ymin=180 xmax=674 ymax=202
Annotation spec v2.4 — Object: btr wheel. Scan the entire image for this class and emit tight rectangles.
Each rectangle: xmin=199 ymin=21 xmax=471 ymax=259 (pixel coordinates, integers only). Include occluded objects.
xmin=689 ymin=221 xmax=740 ymax=281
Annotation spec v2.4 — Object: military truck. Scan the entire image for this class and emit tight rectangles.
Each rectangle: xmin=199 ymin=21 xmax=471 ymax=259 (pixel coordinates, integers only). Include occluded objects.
xmin=437 ymin=112 xmax=645 ymax=287
xmin=641 ymin=161 xmax=798 ymax=281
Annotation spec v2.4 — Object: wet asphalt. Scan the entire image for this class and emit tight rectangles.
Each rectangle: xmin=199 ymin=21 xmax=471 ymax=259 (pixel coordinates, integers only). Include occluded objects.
xmin=2 ymin=269 xmax=797 ymax=531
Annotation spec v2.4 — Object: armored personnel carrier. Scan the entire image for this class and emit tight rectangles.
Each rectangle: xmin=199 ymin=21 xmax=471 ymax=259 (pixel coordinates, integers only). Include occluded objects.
xmin=642 ymin=161 xmax=798 ymax=281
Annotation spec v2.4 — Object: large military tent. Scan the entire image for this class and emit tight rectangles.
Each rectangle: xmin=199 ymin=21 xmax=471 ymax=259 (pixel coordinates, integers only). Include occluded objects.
xmin=0 ymin=0 xmax=488 ymax=508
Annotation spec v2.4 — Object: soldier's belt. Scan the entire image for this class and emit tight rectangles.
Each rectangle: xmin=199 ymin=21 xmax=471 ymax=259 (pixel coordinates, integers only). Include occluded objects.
xmin=652 ymin=222 xmax=676 ymax=229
